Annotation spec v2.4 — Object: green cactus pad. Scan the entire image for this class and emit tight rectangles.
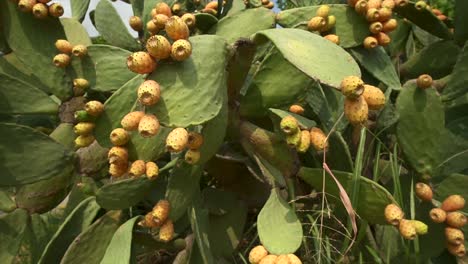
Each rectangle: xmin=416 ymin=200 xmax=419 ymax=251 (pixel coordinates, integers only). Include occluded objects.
xmin=394 ymin=2 xmax=452 ymax=40
xmin=0 ymin=72 xmax=58 ymax=115
xmin=276 ymin=5 xmax=369 ymax=48
xmin=0 ymin=191 xmax=16 ymax=213
xmin=306 ymin=82 xmax=345 ymax=131
xmin=0 ymin=209 xmax=29 ymax=264
xmin=349 ymin=46 xmax=401 ymax=90
xmin=38 ymin=197 xmax=100 ymax=264
xmin=326 ymin=132 xmax=354 ymax=172
xmin=454 ymin=0 xmax=468 ymax=45
xmin=146 ymin=35 xmax=228 ymax=127
xmin=195 ymin=13 xmax=219 ymax=33
xmin=257 ymin=188 xmax=303 ymax=254
xmin=253 ymin=28 xmax=361 ymax=88
xmin=61 ymin=210 xmax=125 ymax=264
xmin=415 ymin=203 xmax=446 ymax=259
xmin=189 ymin=200 xmax=216 ymax=263
xmin=434 ymin=174 xmax=468 ymax=210
xmin=298 ymin=167 xmax=396 ymax=224
xmin=71 ymin=0 xmax=91 ymax=22
xmin=442 ymin=42 xmax=468 ymax=102
xmin=130 ymin=0 xmax=144 ymax=17
xmin=49 ymin=123 xmax=76 ymax=150
xmin=60 ymin=18 xmax=92 ymax=46
xmin=199 ymin=97 xmax=228 ymax=164
xmin=0 ymin=123 xmax=75 ymax=186
xmin=96 ymin=177 xmax=155 ymax=210
xmin=210 ymin=7 xmax=275 ymax=44
xmin=95 ymin=0 xmax=140 ymax=51
xmin=100 ymin=216 xmax=140 ymax=264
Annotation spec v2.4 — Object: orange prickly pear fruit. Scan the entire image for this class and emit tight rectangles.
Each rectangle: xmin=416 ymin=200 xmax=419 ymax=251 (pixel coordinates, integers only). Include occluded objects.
xmin=172 ymin=3 xmax=182 ymax=15
xmin=109 ymin=162 xmax=128 ymax=177
xmin=432 ymin=8 xmax=442 ymax=15
xmin=55 ymin=39 xmax=73 ymax=54
xmin=153 ymin=14 xmax=169 ymax=30
xmin=409 ymin=220 xmax=428 ymax=235
xmin=121 ymin=111 xmax=145 ymax=131
xmin=48 ymin=3 xmax=64 ymax=17
xmin=129 ymin=160 xmax=146 ymax=177
xmin=378 ymin=7 xmax=392 ymax=22
xmin=309 ymin=127 xmax=328 ymax=151
xmin=447 ymin=243 xmax=466 ymax=257
xmin=171 ymin=39 xmax=192 ymax=61
xmin=354 ymin=0 xmax=368 ymax=15
xmin=249 ymin=245 xmax=268 ymax=264
xmin=110 ymin=128 xmax=130 ymax=146
xmin=280 ymin=116 xmax=299 ymax=135
xmin=316 ymin=5 xmax=330 ymax=18
xmin=201 ymin=8 xmax=217 ymax=15
xmin=73 ymin=122 xmax=95 ymax=136
xmin=129 ymin=16 xmax=143 ymax=31
xmin=382 ymin=18 xmax=397 ymax=32
xmin=382 ymin=0 xmax=395 ymax=9
xmin=275 ymin=255 xmax=291 ymax=264
xmin=362 ymin=84 xmax=386 ymax=110
xmin=441 ymin=195 xmax=465 ymax=212
xmin=367 ymin=0 xmax=382 ymax=9
xmin=146 ymin=20 xmax=159 ymax=35
xmin=37 ymin=0 xmax=51 ymax=3
xmin=344 ymin=96 xmax=369 ymax=125
xmin=287 ymin=254 xmax=302 ymax=264
xmin=181 ymin=13 xmax=196 ymax=28
xmin=32 ymin=3 xmax=48 ymax=19
xmin=166 ymin=127 xmax=189 ymax=152
xmin=84 ymin=100 xmax=104 ymax=117
xmin=138 ymin=114 xmax=160 ymax=138
xmin=18 ymin=0 xmax=36 ymax=12
xmin=265 ymin=1 xmax=274 ymax=9
xmin=75 ymin=134 xmax=95 ymax=148
xmin=324 ymin=34 xmax=340 ymax=44
xmin=429 ymin=208 xmax=447 ymax=223
xmin=165 ymin=16 xmax=190 ymax=41
xmin=137 ymin=80 xmax=161 ymax=106
xmin=289 ymin=104 xmax=304 ymax=115
xmin=205 ymin=1 xmax=218 ymax=9
xmin=146 ymin=35 xmax=171 ymax=60
xmin=152 ymin=200 xmax=170 ymax=226
xmin=286 ymin=129 xmax=301 ymax=148
xmin=53 ymin=54 xmax=71 ymax=68
xmin=259 ymin=255 xmax=278 ymax=264
xmin=127 ymin=52 xmax=156 ymax=74
xmin=145 ymin=161 xmax=159 ymax=179
xmin=159 ymin=219 xmax=174 ymax=242
xmin=363 ymin=36 xmax=379 ymax=49
xmin=340 ymin=76 xmax=364 ymax=99
xmin=108 ymin=146 xmax=128 ymax=165
xmin=366 ymin=8 xmax=381 ymax=22
xmin=369 ymin=22 xmax=383 ymax=34
xmin=72 ymin=45 xmax=88 ymax=58
xmin=297 ymin=130 xmax=311 ymax=153
xmin=394 ymin=0 xmax=408 ymax=7
xmin=187 ymin=132 xmax=204 ymax=150
xmin=415 ymin=182 xmax=433 ymax=202
xmin=307 ymin=16 xmax=326 ymax=32
xmin=445 ymin=227 xmax=465 ymax=245
xmin=376 ymin=32 xmax=391 ymax=46
xmin=155 ymin=2 xmax=172 ymax=17
xmin=416 ymin=74 xmax=433 ymax=89
xmin=399 ymin=219 xmax=417 ymax=240
xmin=446 ymin=212 xmax=467 ymax=228
xmin=384 ymin=203 xmax=404 ymax=225
xmin=185 ymin=149 xmax=201 ymax=164
xmin=139 ymin=212 xmax=159 ymax=228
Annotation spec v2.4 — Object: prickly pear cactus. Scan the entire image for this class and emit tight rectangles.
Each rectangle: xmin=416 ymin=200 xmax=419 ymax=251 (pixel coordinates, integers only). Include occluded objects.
xmin=1 ymin=0 xmax=468 ymax=263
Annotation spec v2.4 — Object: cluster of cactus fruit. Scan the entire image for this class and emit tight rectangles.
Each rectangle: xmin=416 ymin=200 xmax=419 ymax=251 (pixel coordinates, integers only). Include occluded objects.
xmin=139 ymin=199 xmax=175 ymax=242
xmin=13 ymin=0 xmax=64 ymax=19
xmin=248 ymin=245 xmax=302 ymax=264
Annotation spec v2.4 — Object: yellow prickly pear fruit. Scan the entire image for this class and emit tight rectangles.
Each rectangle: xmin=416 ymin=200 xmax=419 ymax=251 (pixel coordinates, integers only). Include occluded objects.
xmin=129 ymin=160 xmax=146 ymax=177
xmin=137 ymin=80 xmax=161 ymax=106
xmin=181 ymin=13 xmax=196 ymax=28
xmin=121 ymin=111 xmax=145 ymax=131
xmin=307 ymin=16 xmax=326 ymax=32
xmin=363 ymin=36 xmax=379 ymax=49
xmin=259 ymin=255 xmax=278 ymax=264
xmin=376 ymin=32 xmax=391 ymax=46
xmin=429 ymin=208 xmax=447 ymax=223
xmin=297 ymin=130 xmax=311 ymax=153
xmin=159 ymin=219 xmax=174 ymax=242
xmin=416 ymin=74 xmax=433 ymax=89
xmin=414 ymin=182 xmax=433 ymax=202
xmin=362 ymin=84 xmax=386 ymax=110
xmin=172 ymin=3 xmax=182 ymax=15
xmin=287 ymin=254 xmax=302 ymax=264
xmin=84 ymin=100 xmax=104 ymax=117
xmin=185 ymin=149 xmax=201 ymax=164
xmin=139 ymin=212 xmax=159 ymax=228
xmin=340 ymin=76 xmax=365 ymax=99
xmin=146 ymin=20 xmax=159 ymax=35
xmin=265 ymin=1 xmax=274 ymax=9
xmin=72 ymin=45 xmax=88 ymax=58
xmin=447 ymin=243 xmax=466 ymax=257
xmin=354 ymin=0 xmax=368 ymax=15
xmin=146 ymin=35 xmax=171 ymax=60
xmin=109 ymin=128 xmax=130 ymax=146
xmin=445 ymin=227 xmax=465 ymax=245
xmin=145 ymin=161 xmax=159 ymax=179
xmin=32 ymin=3 xmax=48 ymax=19
xmin=138 ymin=114 xmax=160 ymax=138
xmin=109 ymin=162 xmax=128 ymax=177
xmin=73 ymin=122 xmax=95 ymax=135
xmin=322 ymin=15 xmax=336 ymax=32
xmin=324 ymin=34 xmax=340 ymax=44
xmin=129 ymin=16 xmax=143 ymax=31
xmin=18 ymin=0 xmax=36 ymax=13
xmin=309 ymin=127 xmax=328 ymax=151
xmin=366 ymin=8 xmax=381 ymax=22
xmin=152 ymin=200 xmax=170 ymax=226
xmin=275 ymin=255 xmax=291 ymax=264
xmin=344 ymin=96 xmax=368 ymax=125
xmin=286 ymin=129 xmax=301 ymax=148
xmin=155 ymin=2 xmax=172 ymax=17
xmin=382 ymin=0 xmax=395 ymax=9
xmin=171 ymin=39 xmax=192 ymax=61
xmin=394 ymin=0 xmax=408 ymax=7
xmin=248 ymin=245 xmax=268 ymax=264
xmin=316 ymin=5 xmax=330 ymax=18
xmin=367 ymin=0 xmax=382 ymax=9
xmin=369 ymin=22 xmax=383 ymax=34
xmin=166 ymin=127 xmax=189 ymax=152
xmin=384 ymin=203 xmax=404 ymax=226
xmin=382 ymin=18 xmax=397 ymax=32
xmin=415 ymin=0 xmax=427 ymax=10
xmin=289 ymin=104 xmax=304 ymax=115
xmin=399 ymin=219 xmax=417 ymax=240
xmin=280 ymin=116 xmax=299 ymax=135
xmin=73 ymin=78 xmax=90 ymax=90
xmin=409 ymin=220 xmax=428 ymax=235
xmin=165 ymin=16 xmax=190 ymax=41
xmin=441 ymin=195 xmax=465 ymax=212
xmin=378 ymin=7 xmax=392 ymax=22
xmin=108 ymin=146 xmax=128 ymax=165
xmin=53 ymin=54 xmax=71 ymax=68
xmin=446 ymin=212 xmax=467 ymax=228
xmin=127 ymin=51 xmax=156 ymax=74
xmin=55 ymin=39 xmax=73 ymax=54
xmin=48 ymin=3 xmax=64 ymax=17
xmin=187 ymin=132 xmax=204 ymax=150
xmin=153 ymin=14 xmax=169 ymax=29
xmin=75 ymin=134 xmax=95 ymax=148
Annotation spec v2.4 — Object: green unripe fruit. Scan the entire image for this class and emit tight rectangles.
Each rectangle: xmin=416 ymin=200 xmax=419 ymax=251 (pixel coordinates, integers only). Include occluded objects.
xmin=415 ymin=1 xmax=427 ymax=10
xmin=109 ymin=128 xmax=130 ymax=146
xmin=297 ymin=130 xmax=311 ymax=153
xmin=280 ymin=115 xmax=299 ymax=135
xmin=74 ymin=122 xmax=95 ymax=135
xmin=409 ymin=220 xmax=428 ymax=235
xmin=286 ymin=129 xmax=301 ymax=147
xmin=74 ymin=110 xmax=95 ymax=123
xmin=316 ymin=5 xmax=330 ymax=18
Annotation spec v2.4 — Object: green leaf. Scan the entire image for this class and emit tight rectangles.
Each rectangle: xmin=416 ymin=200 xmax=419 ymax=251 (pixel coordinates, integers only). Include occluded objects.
xmin=400 ymin=40 xmax=460 ymax=79
xmin=454 ymin=0 xmax=468 ymax=45
xmin=298 ymin=167 xmax=396 ymax=224
xmin=39 ymin=197 xmax=101 ymax=264
xmin=61 ymin=18 xmax=92 ymax=46
xmin=71 ymin=0 xmax=91 ymax=22
xmin=146 ymin=35 xmax=228 ymax=127
xmin=100 ymin=216 xmax=140 ymax=264
xmin=306 ymin=81 xmax=345 ymax=131
xmin=49 ymin=123 xmax=76 ymax=150
xmin=0 ymin=73 xmax=58 ymax=115
xmin=0 ymin=0 xmax=72 ymax=100
xmin=96 ymin=177 xmax=155 ymax=210
xmin=254 ymin=28 xmax=361 ymax=88
xmin=95 ymin=0 xmax=140 ymax=51
xmin=0 ymin=123 xmax=75 ymax=186
xmin=61 ymin=210 xmax=125 ymax=264
xmin=257 ymin=189 xmax=303 ymax=254
xmin=189 ymin=200 xmax=216 ymax=264
xmin=166 ymin=162 xmax=203 ymax=221
xmin=130 ymin=0 xmax=144 ymax=17
xmin=349 ymin=46 xmax=401 ymax=90
xmin=195 ymin=13 xmax=218 ymax=33
xmin=276 ymin=5 xmax=369 ymax=48
xmin=388 ymin=19 xmax=412 ymax=56
xmin=70 ymin=45 xmax=139 ymax=93
xmin=0 ymin=209 xmax=29 ymax=263
xmin=210 ymin=8 xmax=275 ymax=44
xmin=202 ymin=188 xmax=248 ymax=258
xmin=0 ymin=190 xmax=16 ymax=212
xmin=442 ymin=42 xmax=468 ymax=102
xmin=394 ymin=2 xmax=452 ymax=39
